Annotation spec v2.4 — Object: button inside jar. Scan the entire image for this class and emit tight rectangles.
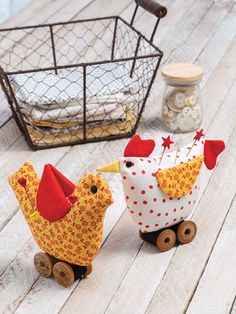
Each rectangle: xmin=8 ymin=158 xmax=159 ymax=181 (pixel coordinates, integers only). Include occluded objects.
xmin=161 ymin=63 xmax=204 ymax=133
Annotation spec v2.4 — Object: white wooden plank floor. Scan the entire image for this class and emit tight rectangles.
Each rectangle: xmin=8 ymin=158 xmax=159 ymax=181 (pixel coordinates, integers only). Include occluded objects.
xmin=0 ymin=0 xmax=236 ymax=313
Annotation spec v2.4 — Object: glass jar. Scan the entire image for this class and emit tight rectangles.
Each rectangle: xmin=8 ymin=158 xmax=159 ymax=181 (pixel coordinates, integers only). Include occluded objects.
xmin=161 ymin=63 xmax=204 ymax=133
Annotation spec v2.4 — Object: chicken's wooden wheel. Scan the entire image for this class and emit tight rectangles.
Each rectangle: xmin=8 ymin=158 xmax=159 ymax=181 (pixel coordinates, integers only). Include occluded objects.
xmin=34 ymin=252 xmax=56 ymax=278
xmin=139 ymin=230 xmax=145 ymax=241
xmin=156 ymin=229 xmax=176 ymax=252
xmin=176 ymin=220 xmax=197 ymax=244
xmin=84 ymin=263 xmax=93 ymax=277
xmin=53 ymin=262 xmax=75 ymax=288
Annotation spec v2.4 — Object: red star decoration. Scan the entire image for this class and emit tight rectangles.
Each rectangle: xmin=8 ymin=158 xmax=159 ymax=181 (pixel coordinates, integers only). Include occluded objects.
xmin=162 ymin=135 xmax=174 ymax=149
xmin=194 ymin=129 xmax=204 ymax=141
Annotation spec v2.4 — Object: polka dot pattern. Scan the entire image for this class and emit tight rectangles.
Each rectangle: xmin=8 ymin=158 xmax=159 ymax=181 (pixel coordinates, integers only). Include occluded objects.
xmin=120 ymin=140 xmax=204 ymax=233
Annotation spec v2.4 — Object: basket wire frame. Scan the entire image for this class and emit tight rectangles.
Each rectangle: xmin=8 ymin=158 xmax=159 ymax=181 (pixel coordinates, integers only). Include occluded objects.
xmin=0 ymin=14 xmax=163 ymax=150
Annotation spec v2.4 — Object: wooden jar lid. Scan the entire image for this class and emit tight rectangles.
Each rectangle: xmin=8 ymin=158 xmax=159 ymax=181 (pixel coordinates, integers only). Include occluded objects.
xmin=161 ymin=63 xmax=204 ymax=83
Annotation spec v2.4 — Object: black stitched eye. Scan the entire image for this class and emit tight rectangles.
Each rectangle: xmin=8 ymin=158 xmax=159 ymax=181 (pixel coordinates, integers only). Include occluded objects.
xmin=90 ymin=185 xmax=98 ymax=194
xmin=126 ymin=161 xmax=132 ymax=168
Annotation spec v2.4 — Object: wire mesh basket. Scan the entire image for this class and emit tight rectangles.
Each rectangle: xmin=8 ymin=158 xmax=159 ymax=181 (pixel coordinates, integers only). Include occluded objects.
xmin=0 ymin=0 xmax=167 ymax=149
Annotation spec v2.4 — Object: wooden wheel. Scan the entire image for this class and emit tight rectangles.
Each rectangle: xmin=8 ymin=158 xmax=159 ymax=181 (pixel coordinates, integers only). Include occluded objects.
xmin=84 ymin=263 xmax=93 ymax=277
xmin=176 ymin=220 xmax=197 ymax=244
xmin=156 ymin=229 xmax=176 ymax=252
xmin=139 ymin=230 xmax=145 ymax=241
xmin=53 ymin=262 xmax=75 ymax=288
xmin=34 ymin=252 xmax=56 ymax=278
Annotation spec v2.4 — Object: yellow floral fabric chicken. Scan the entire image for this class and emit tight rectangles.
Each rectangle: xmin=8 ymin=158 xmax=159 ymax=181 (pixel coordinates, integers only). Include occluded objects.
xmin=9 ymin=162 xmax=113 ymax=287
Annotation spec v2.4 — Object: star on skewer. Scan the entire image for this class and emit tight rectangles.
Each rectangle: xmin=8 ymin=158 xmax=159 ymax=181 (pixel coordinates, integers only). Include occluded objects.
xmin=187 ymin=129 xmax=205 ymax=156
xmin=194 ymin=129 xmax=204 ymax=141
xmin=159 ymin=135 xmax=174 ymax=165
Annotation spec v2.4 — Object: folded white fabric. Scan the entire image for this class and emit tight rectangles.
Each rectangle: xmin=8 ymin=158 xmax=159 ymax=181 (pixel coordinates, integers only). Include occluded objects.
xmin=10 ymin=63 xmax=136 ymax=109
xmin=18 ymin=93 xmax=133 ymax=122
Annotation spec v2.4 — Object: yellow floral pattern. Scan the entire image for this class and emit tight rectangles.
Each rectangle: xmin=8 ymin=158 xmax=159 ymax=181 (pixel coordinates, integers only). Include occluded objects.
xmin=9 ymin=163 xmax=112 ymax=266
xmin=156 ymin=155 xmax=204 ymax=198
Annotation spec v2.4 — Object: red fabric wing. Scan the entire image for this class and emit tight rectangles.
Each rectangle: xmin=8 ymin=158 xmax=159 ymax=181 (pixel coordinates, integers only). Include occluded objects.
xmin=124 ymin=135 xmax=155 ymax=157
xmin=204 ymin=140 xmax=225 ymax=170
xmin=36 ymin=164 xmax=75 ymax=222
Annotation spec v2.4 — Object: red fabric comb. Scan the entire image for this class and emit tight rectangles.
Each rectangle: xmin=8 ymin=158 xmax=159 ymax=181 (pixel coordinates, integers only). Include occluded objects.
xmin=124 ymin=135 xmax=155 ymax=157
xmin=67 ymin=194 xmax=78 ymax=205
xmin=36 ymin=164 xmax=75 ymax=222
xmin=204 ymin=140 xmax=225 ymax=170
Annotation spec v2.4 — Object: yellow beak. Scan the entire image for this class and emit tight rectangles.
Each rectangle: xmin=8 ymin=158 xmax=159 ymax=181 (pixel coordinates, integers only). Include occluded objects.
xmin=96 ymin=160 xmax=120 ymax=173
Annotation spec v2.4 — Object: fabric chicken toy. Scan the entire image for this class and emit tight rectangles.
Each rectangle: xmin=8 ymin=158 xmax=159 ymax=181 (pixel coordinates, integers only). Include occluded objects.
xmin=9 ymin=163 xmax=113 ymax=287
xmin=97 ymin=131 xmax=225 ymax=252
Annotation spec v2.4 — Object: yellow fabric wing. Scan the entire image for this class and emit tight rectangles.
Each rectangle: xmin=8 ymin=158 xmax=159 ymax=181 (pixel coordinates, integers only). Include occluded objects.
xmin=156 ymin=155 xmax=204 ymax=198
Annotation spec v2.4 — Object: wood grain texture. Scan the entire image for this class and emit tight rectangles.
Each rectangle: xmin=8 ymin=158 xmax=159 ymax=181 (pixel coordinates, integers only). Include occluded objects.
xmin=146 ymin=85 xmax=236 ymax=313
xmin=62 ymin=2 xmax=236 ymax=313
xmin=96 ymin=12 xmax=236 ymax=314
xmin=186 ymin=195 xmax=236 ymax=314
xmin=0 ymin=0 xmax=236 ymax=313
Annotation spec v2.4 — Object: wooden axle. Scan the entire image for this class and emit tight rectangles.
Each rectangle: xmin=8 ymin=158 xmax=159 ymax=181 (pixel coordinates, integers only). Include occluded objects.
xmin=139 ymin=220 xmax=197 ymax=252
xmin=34 ymin=252 xmax=92 ymax=288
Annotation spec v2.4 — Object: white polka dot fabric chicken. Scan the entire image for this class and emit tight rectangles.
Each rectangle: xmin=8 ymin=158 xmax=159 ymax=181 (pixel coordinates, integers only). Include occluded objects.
xmin=97 ymin=131 xmax=225 ymax=251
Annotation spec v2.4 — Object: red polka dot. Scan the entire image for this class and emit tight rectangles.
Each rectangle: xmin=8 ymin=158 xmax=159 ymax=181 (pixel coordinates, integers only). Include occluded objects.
xmin=149 ymin=210 xmax=154 ymax=214
xmin=141 ymin=170 xmax=145 ymax=174
xmin=149 ymin=185 xmax=153 ymax=189
xmin=143 ymin=230 xmax=147 ymax=233
xmin=132 ymin=172 xmax=136 ymax=176
xmin=123 ymin=176 xmax=126 ymax=180
xmin=131 ymin=186 xmax=135 ymax=190
xmin=165 ymin=212 xmax=168 ymax=216
xmin=138 ymin=222 xmax=143 ymax=225
xmin=148 ymin=160 xmax=152 ymax=163
xmin=180 ymin=206 xmax=184 ymax=210
xmin=157 ymin=213 xmax=161 ymax=217
xmin=140 ymin=158 xmax=144 ymax=161
xmin=180 ymin=217 xmax=183 ymax=220
xmin=169 ymin=197 xmax=173 ymax=200
xmin=177 ymin=197 xmax=180 ymax=200
xmin=141 ymin=190 xmax=146 ymax=195
xmin=165 ymin=222 xmax=169 ymax=226
xmin=152 ymin=173 xmax=156 ymax=177
xmin=138 ymin=212 xmax=142 ymax=216
xmin=188 ymin=201 xmax=191 ymax=205
xmin=145 ymin=225 xmax=150 ymax=228
xmin=133 ymin=201 xmax=137 ymax=205
xmin=143 ymin=200 xmax=148 ymax=205
xmin=173 ymin=218 xmax=177 ymax=222
xmin=153 ymin=198 xmax=157 ymax=202
xmin=162 ymin=198 xmax=166 ymax=203
xmin=190 ymin=191 xmax=192 ymax=195
xmin=173 ymin=208 xmax=177 ymax=212
xmin=130 ymin=210 xmax=134 ymax=214
xmin=126 ymin=196 xmax=129 ymax=200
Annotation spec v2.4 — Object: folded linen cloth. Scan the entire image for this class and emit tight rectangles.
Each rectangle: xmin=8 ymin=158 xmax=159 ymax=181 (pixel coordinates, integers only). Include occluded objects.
xmin=10 ymin=63 xmax=136 ymax=109
xmin=26 ymin=108 xmax=136 ymax=147
xmin=18 ymin=93 xmax=133 ymax=123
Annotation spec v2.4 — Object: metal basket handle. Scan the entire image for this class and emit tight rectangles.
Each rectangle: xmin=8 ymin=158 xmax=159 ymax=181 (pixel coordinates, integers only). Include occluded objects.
xmin=131 ymin=0 xmax=167 ymax=43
